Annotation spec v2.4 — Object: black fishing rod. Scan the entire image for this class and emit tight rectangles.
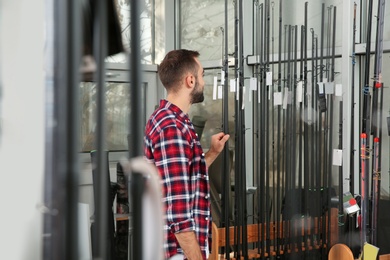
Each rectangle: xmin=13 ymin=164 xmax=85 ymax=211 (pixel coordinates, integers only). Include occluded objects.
xmin=258 ymin=2 xmax=268 ymax=259
xmin=350 ymin=2 xmax=357 ymax=197
xmin=270 ymin=2 xmax=277 ymax=256
xmin=257 ymin=3 xmax=266 ymax=258
xmin=239 ymin=0 xmax=248 ymax=260
xmin=361 ymin=0 xmax=374 ymax=247
xmin=233 ymin=0 xmax=247 ymax=258
xmin=313 ymin=28 xmax=321 ymax=251
xmin=316 ymin=6 xmax=326 ymax=256
xmin=276 ymin=0 xmax=283 ymax=255
xmin=233 ymin=0 xmax=240 ymax=256
xmin=299 ymin=24 xmax=304 ymax=215
xmin=303 ymin=2 xmax=310 ymax=256
xmin=281 ymin=23 xmax=288 ymax=255
xmin=370 ymin=0 xmax=385 ymax=246
xmin=285 ymin=24 xmax=292 ymax=254
xmin=238 ymin=0 xmax=248 ymax=257
xmin=252 ymin=0 xmax=260 ymax=236
xmin=327 ymin=5 xmax=337 ymax=250
xmin=292 ymin=24 xmax=299 ymax=253
xmin=252 ymin=1 xmax=262 ymax=256
xmin=222 ymin=0 xmax=231 ymax=257
xmin=317 ymin=12 xmax=326 ymax=251
xmin=264 ymin=0 xmax=271 ymax=257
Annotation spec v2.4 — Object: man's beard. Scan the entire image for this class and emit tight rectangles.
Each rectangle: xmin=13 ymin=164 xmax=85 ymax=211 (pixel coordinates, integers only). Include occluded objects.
xmin=190 ymin=81 xmax=204 ymax=104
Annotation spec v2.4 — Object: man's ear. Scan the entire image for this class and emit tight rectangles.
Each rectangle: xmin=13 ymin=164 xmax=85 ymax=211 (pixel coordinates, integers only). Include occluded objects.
xmin=185 ymin=74 xmax=194 ymax=89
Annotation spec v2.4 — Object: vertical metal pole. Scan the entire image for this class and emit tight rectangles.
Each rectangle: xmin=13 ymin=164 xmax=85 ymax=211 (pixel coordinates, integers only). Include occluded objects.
xmin=94 ymin=0 xmax=109 ymax=258
xmin=44 ymin=0 xmax=81 ymax=259
xmin=129 ymin=0 xmax=145 ymax=259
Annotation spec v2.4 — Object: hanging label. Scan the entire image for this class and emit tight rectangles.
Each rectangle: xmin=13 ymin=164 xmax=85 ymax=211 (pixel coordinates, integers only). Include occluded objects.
xmin=266 ymin=71 xmax=272 ymax=86
xmin=332 ymin=149 xmax=343 ymax=166
xmin=318 ymin=82 xmax=325 ymax=94
xmin=307 ymin=96 xmax=312 ymax=122
xmin=282 ymin=88 xmax=288 ymax=109
xmin=249 ymin=86 xmax=252 ymax=103
xmin=307 ymin=79 xmax=312 ymax=96
xmin=325 ymin=82 xmax=334 ymax=94
xmin=218 ymin=86 xmax=223 ymax=99
xmin=250 ymin=77 xmax=257 ymax=91
xmin=242 ymin=86 xmax=246 ymax=110
xmin=230 ymin=79 xmax=236 ymax=92
xmin=236 ymin=78 xmax=240 ymax=101
xmin=213 ymin=76 xmax=218 ymax=100
xmin=274 ymin=92 xmax=283 ymax=106
xmin=221 ymin=70 xmax=225 ymax=85
xmin=335 ymin=83 xmax=343 ymax=97
xmin=258 ymin=81 xmax=261 ymax=103
xmin=297 ymin=81 xmax=303 ymax=103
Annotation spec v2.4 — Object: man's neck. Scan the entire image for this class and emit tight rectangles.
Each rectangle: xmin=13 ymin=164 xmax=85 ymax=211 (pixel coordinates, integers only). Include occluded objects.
xmin=166 ymin=94 xmax=191 ymax=114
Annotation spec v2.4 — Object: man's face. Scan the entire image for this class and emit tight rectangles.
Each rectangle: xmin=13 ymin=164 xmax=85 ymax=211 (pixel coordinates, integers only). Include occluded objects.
xmin=190 ymin=59 xmax=205 ymax=104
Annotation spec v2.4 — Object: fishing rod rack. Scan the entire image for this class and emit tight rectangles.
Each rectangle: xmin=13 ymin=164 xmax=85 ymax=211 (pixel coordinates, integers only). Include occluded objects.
xmin=216 ymin=1 xmax=342 ymax=259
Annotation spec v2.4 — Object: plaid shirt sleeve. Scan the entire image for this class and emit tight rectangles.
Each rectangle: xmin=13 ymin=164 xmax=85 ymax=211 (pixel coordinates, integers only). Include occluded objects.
xmin=152 ymin=124 xmax=196 ymax=233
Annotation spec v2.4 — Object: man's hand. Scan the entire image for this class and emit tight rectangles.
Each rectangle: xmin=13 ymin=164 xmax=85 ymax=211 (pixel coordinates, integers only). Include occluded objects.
xmin=205 ymin=132 xmax=230 ymax=167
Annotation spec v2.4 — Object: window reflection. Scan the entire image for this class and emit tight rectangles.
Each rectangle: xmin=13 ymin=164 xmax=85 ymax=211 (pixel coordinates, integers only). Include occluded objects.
xmin=189 ymin=68 xmax=235 ymax=150
xmin=107 ymin=0 xmax=154 ymax=64
xmin=180 ymin=0 xmax=234 ymax=61
xmin=80 ymin=82 xmax=130 ymax=151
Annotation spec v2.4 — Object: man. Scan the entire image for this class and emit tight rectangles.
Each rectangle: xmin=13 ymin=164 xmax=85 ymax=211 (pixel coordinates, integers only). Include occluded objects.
xmin=144 ymin=49 xmax=229 ymax=260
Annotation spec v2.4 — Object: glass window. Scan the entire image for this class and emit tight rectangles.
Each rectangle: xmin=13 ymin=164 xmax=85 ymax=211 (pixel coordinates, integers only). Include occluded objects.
xmin=79 ymin=80 xmax=149 ymax=152
xmin=180 ymin=0 xmax=235 ymax=61
xmin=108 ymin=0 xmax=155 ymax=64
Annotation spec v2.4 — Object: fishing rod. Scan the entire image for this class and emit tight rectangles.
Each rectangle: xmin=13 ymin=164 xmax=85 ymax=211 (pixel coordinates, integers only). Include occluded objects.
xmin=239 ymin=0 xmax=248 ymax=257
xmin=316 ymin=5 xmax=327 ymax=256
xmin=291 ymin=24 xmax=298 ymax=253
xmin=361 ymin=0 xmax=374 ymax=247
xmin=276 ymin=0 xmax=283 ymax=255
xmin=232 ymin=0 xmax=239 ymax=257
xmin=327 ymin=5 xmax=337 ymax=249
xmin=222 ymin=0 xmax=231 ymax=257
xmin=370 ymin=0 xmax=385 ymax=246
xmin=257 ymin=2 xmax=266 ymax=258
xmin=350 ymin=2 xmax=357 ymax=197
xmin=281 ymin=23 xmax=288 ymax=255
xmin=264 ymin=0 xmax=271 ymax=257
xmin=233 ymin=0 xmax=247 ymax=258
xmin=303 ymin=1 xmax=310 ymax=256
xmin=252 ymin=1 xmax=262 ymax=257
xmin=312 ymin=28 xmax=322 ymax=251
xmin=270 ymin=2 xmax=277 ymax=255
xmin=285 ymin=24 xmax=292 ymax=254
xmin=252 ymin=0 xmax=260 ymax=235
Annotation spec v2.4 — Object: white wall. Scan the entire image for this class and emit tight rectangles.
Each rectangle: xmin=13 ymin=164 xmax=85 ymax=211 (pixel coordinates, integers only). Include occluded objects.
xmin=0 ymin=0 xmax=45 ymax=259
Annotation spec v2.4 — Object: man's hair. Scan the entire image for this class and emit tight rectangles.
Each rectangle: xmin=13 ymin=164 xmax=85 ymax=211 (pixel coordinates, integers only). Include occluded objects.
xmin=158 ymin=49 xmax=200 ymax=92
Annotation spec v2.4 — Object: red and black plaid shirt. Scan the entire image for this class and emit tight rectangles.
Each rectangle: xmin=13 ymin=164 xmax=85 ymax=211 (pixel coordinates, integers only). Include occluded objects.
xmin=144 ymin=99 xmax=211 ymax=259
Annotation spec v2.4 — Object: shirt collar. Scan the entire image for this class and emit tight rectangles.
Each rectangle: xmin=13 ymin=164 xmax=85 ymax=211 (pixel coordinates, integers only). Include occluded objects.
xmin=159 ymin=99 xmax=190 ymax=123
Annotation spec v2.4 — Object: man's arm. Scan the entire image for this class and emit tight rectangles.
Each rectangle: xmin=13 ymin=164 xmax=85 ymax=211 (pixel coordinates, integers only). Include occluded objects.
xmin=205 ymin=132 xmax=230 ymax=168
xmin=175 ymin=231 xmax=203 ymax=260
